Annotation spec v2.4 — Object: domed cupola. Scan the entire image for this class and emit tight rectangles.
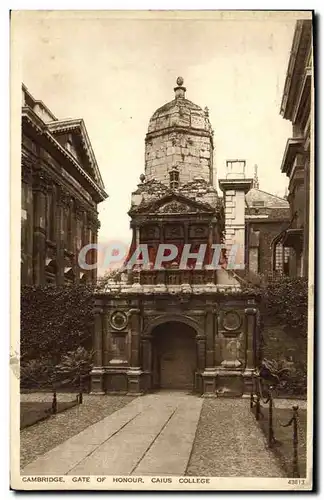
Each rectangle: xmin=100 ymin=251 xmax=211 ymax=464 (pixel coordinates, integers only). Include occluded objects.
xmin=145 ymin=77 xmax=215 ymax=188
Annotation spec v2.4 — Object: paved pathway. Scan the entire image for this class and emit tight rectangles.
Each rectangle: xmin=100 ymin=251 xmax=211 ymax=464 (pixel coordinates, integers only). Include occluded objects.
xmin=21 ymin=393 xmax=202 ymax=476
xmin=21 ymin=393 xmax=286 ymax=477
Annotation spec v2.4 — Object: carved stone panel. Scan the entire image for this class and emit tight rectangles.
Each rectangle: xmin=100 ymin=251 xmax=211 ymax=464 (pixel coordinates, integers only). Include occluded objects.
xmin=189 ymin=225 xmax=208 ymax=239
xmin=164 ymin=224 xmax=184 ymax=240
xmin=110 ymin=311 xmax=128 ymax=331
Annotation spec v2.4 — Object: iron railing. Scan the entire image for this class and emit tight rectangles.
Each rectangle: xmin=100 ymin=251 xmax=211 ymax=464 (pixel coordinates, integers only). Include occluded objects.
xmin=250 ymin=373 xmax=301 ymax=478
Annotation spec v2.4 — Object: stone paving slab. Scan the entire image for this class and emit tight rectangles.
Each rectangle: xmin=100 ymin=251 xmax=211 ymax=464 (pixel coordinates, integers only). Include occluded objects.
xmin=21 ymin=393 xmax=201 ymax=476
xmin=133 ymin=397 xmax=202 ymax=475
xmin=21 ymin=393 xmax=291 ymax=478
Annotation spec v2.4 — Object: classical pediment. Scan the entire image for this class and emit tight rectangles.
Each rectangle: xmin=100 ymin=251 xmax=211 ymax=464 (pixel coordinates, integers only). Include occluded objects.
xmin=47 ymin=119 xmax=105 ymax=190
xmin=131 ymin=192 xmax=215 ymax=216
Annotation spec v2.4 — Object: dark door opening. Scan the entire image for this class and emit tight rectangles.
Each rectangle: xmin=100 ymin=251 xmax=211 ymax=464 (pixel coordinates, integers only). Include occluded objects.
xmin=152 ymin=321 xmax=196 ymax=391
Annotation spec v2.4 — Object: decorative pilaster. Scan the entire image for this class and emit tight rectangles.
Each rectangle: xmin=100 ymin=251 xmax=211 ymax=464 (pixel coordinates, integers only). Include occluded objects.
xmin=243 ymin=306 xmax=258 ymax=394
xmin=21 ymin=159 xmax=34 ymax=284
xmin=205 ymin=305 xmax=215 ymax=368
xmin=90 ymin=305 xmax=105 ymax=394
xmin=102 ymin=308 xmax=111 ymax=367
xmin=202 ymin=305 xmax=217 ymax=395
xmin=244 ymin=307 xmax=257 ymax=371
xmin=141 ymin=334 xmax=153 ymax=391
xmin=32 ymin=169 xmax=47 ymax=285
xmin=196 ymin=334 xmax=206 ymax=372
xmin=127 ymin=307 xmax=143 ymax=394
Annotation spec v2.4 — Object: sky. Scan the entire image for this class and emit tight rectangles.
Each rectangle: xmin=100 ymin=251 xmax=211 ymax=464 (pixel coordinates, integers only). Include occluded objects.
xmin=14 ymin=10 xmax=305 ymax=270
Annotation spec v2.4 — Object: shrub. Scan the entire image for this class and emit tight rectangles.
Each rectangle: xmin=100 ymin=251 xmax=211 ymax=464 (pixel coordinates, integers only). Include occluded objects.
xmin=56 ymin=347 xmax=94 ymax=391
xmin=20 ymin=285 xmax=95 ymax=364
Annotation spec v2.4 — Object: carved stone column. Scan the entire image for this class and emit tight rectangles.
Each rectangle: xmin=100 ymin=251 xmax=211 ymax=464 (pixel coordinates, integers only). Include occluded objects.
xmin=202 ymin=305 xmax=217 ymax=395
xmin=243 ymin=306 xmax=258 ymax=395
xmin=141 ymin=334 xmax=153 ymax=391
xmin=55 ymin=188 xmax=68 ymax=285
xmin=32 ymin=169 xmax=47 ymax=285
xmin=127 ymin=307 xmax=143 ymax=394
xmin=196 ymin=334 xmax=206 ymax=372
xmin=75 ymin=202 xmax=85 ymax=283
xmin=21 ymin=160 xmax=34 ymax=284
xmin=245 ymin=307 xmax=257 ymax=371
xmin=90 ymin=304 xmax=105 ymax=394
xmin=102 ymin=307 xmax=111 ymax=367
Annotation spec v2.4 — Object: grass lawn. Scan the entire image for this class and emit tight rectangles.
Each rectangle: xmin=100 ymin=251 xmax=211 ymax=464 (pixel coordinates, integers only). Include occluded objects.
xmin=253 ymin=406 xmax=307 ymax=478
xmin=21 ymin=400 xmax=78 ymax=429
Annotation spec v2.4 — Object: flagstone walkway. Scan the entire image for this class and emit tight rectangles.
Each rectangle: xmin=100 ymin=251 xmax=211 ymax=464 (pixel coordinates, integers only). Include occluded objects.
xmin=21 ymin=393 xmax=284 ymax=477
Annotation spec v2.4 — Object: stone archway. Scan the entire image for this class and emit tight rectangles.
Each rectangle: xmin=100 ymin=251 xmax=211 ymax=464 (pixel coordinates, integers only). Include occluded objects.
xmin=151 ymin=321 xmax=197 ymax=391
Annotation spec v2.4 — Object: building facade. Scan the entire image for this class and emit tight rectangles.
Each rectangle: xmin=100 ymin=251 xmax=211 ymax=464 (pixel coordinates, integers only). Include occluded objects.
xmin=245 ymin=167 xmax=291 ymax=277
xmin=91 ymin=78 xmax=260 ymax=397
xmin=276 ymin=19 xmax=313 ymax=278
xmin=21 ymin=84 xmax=108 ymax=285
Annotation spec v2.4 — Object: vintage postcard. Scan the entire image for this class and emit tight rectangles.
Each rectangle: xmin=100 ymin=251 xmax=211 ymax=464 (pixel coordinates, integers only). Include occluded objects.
xmin=10 ymin=9 xmax=314 ymax=491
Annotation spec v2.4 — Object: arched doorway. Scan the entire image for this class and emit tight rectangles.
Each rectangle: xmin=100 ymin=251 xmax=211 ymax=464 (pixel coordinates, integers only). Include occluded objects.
xmin=152 ymin=321 xmax=197 ymax=391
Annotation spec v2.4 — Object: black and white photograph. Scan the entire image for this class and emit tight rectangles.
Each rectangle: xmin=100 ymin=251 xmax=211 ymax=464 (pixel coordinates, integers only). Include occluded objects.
xmin=10 ymin=9 xmax=314 ymax=491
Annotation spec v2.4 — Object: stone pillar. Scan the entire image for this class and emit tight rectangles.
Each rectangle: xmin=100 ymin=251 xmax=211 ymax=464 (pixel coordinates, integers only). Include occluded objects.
xmin=21 ymin=161 xmax=34 ymax=284
xmin=135 ymin=225 xmax=140 ymax=247
xmin=127 ymin=307 xmax=143 ymax=394
xmin=219 ymin=161 xmax=253 ymax=270
xmin=102 ymin=308 xmax=111 ymax=367
xmin=32 ymin=170 xmax=47 ymax=285
xmin=196 ymin=335 xmax=206 ymax=371
xmin=141 ymin=334 xmax=153 ymax=391
xmin=243 ymin=306 xmax=258 ymax=395
xmin=184 ymin=222 xmax=189 ymax=244
xmin=75 ymin=203 xmax=84 ymax=283
xmin=205 ymin=306 xmax=215 ymax=368
xmin=202 ymin=305 xmax=217 ymax=396
xmin=55 ymin=189 xmax=67 ymax=285
xmin=90 ymin=304 xmax=105 ymax=394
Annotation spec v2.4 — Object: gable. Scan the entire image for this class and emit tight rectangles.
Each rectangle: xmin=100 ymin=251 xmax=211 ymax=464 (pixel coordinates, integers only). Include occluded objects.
xmin=131 ymin=192 xmax=215 ymax=215
xmin=245 ymin=188 xmax=289 ymax=209
xmin=47 ymin=119 xmax=105 ymax=190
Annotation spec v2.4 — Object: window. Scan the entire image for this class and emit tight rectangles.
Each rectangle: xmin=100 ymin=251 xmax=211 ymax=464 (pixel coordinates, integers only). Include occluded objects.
xmin=169 ymin=169 xmax=179 ymax=189
xmin=275 ymin=243 xmax=284 ymax=273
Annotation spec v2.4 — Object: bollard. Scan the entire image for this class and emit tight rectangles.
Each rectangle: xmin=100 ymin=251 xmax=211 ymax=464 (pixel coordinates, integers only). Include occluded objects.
xmin=292 ymin=405 xmax=300 ymax=478
xmin=256 ymin=392 xmax=261 ymax=421
xmin=52 ymin=391 xmax=57 ymax=414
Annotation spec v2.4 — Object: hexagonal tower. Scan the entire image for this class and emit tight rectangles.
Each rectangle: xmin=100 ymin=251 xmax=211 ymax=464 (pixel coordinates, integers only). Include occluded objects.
xmin=145 ymin=77 xmax=215 ymax=187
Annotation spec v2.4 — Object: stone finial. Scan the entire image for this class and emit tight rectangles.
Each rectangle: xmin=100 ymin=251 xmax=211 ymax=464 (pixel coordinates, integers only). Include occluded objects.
xmin=204 ymin=106 xmax=209 ymax=117
xmin=253 ymin=164 xmax=259 ymax=189
xmin=139 ymin=173 xmax=145 ymax=183
xmin=174 ymin=76 xmax=186 ymax=99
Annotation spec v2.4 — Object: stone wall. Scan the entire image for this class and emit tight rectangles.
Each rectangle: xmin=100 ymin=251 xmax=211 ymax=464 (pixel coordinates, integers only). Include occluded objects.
xmin=145 ymin=130 xmax=212 ymax=186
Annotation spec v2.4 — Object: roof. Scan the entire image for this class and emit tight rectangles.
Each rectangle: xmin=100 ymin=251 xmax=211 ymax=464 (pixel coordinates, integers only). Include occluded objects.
xmin=280 ymin=19 xmax=313 ymax=120
xmin=245 ymin=188 xmax=289 ymax=209
xmin=147 ymin=77 xmax=213 ymax=136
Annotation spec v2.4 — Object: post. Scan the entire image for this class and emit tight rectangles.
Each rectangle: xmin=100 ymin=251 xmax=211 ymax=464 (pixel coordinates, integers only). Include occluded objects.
xmin=292 ymin=405 xmax=300 ymax=478
xmin=52 ymin=391 xmax=57 ymax=414
xmin=250 ymin=373 xmax=254 ymax=409
xmin=256 ymin=392 xmax=261 ymax=421
xmin=268 ymin=386 xmax=274 ymax=448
